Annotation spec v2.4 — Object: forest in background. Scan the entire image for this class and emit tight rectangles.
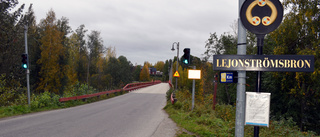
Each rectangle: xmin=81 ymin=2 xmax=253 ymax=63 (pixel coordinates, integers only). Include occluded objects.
xmin=0 ymin=0 xmax=170 ymax=104
xmin=1 ymin=0 xmax=319 ymax=134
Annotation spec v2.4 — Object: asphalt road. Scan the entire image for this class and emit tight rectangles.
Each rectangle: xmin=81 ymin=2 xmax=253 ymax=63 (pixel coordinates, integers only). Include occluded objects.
xmin=0 ymin=83 xmax=177 ymax=137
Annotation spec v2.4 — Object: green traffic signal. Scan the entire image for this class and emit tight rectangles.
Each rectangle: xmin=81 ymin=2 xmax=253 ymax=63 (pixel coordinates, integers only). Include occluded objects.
xmin=183 ymin=59 xmax=188 ymax=64
xmin=182 ymin=48 xmax=190 ymax=65
xmin=22 ymin=64 xmax=28 ymax=69
xmin=21 ymin=53 xmax=28 ymax=69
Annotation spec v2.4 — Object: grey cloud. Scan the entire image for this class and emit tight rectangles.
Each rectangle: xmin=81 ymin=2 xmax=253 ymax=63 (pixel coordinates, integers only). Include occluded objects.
xmin=19 ymin=0 xmax=238 ymax=65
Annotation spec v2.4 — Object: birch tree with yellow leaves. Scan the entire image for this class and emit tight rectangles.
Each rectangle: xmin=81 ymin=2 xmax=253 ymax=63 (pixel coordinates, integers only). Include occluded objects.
xmin=37 ymin=10 xmax=65 ymax=94
xmin=140 ymin=64 xmax=150 ymax=81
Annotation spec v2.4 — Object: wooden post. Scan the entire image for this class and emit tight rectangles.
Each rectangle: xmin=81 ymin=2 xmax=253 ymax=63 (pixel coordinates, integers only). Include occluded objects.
xmin=213 ymin=73 xmax=218 ymax=110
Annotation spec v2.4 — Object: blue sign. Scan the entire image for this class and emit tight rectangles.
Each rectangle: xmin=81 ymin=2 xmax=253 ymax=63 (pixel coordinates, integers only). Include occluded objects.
xmin=220 ymin=72 xmax=237 ymax=83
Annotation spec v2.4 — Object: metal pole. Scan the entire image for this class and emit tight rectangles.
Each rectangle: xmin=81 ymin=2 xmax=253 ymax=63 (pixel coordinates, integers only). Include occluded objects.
xmin=175 ymin=42 xmax=179 ymax=90
xmin=171 ymin=42 xmax=179 ymax=90
xmin=24 ymin=24 xmax=31 ymax=105
xmin=235 ymin=0 xmax=247 ymax=136
xmin=254 ymin=34 xmax=265 ymax=137
xmin=169 ymin=60 xmax=173 ymax=84
xmin=191 ymin=66 xmax=195 ymax=110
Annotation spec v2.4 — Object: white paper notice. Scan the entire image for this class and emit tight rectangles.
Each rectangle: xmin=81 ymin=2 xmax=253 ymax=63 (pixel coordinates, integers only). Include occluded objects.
xmin=245 ymin=92 xmax=271 ymax=127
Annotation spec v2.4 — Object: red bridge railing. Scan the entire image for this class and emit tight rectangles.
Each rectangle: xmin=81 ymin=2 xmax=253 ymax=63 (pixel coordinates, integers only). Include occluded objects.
xmin=59 ymin=80 xmax=162 ymax=102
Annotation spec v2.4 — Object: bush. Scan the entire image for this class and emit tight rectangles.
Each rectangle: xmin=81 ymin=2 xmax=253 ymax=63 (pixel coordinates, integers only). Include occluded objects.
xmin=172 ymin=101 xmax=183 ymax=109
xmin=30 ymin=101 xmax=39 ymax=110
xmin=30 ymin=91 xmax=62 ymax=110
xmin=2 ymin=105 xmax=30 ymax=116
xmin=0 ymin=74 xmax=27 ymax=106
xmin=63 ymin=82 xmax=97 ymax=97
xmin=214 ymin=104 xmax=236 ymax=122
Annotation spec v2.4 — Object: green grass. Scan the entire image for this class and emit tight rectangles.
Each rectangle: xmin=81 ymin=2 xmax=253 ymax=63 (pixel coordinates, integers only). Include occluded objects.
xmin=164 ymin=90 xmax=318 ymax=137
xmin=0 ymin=91 xmax=126 ymax=119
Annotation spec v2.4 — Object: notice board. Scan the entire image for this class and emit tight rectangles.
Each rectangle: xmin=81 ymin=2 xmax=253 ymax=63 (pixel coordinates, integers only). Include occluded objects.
xmin=245 ymin=92 xmax=271 ymax=127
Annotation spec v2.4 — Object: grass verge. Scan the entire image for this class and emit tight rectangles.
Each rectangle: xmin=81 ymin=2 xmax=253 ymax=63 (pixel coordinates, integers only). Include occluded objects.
xmin=164 ymin=89 xmax=318 ymax=137
xmin=0 ymin=91 xmax=126 ymax=119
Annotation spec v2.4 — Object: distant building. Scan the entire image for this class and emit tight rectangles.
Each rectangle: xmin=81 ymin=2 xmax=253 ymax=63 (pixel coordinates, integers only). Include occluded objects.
xmin=148 ymin=67 xmax=163 ymax=76
xmin=149 ymin=67 xmax=157 ymax=75
xmin=156 ymin=71 xmax=163 ymax=75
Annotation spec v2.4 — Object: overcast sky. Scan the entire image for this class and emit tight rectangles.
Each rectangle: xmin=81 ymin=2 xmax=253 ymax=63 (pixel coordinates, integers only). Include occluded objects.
xmin=17 ymin=0 xmax=239 ymax=65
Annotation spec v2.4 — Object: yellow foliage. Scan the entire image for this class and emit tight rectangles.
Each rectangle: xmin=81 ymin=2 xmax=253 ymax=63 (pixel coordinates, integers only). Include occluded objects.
xmin=65 ymin=33 xmax=80 ymax=86
xmin=105 ymin=46 xmax=116 ymax=62
xmin=37 ymin=10 xmax=65 ymax=94
xmin=154 ymin=61 xmax=165 ymax=72
xmin=273 ymin=46 xmax=286 ymax=55
xmin=139 ymin=64 xmax=150 ymax=81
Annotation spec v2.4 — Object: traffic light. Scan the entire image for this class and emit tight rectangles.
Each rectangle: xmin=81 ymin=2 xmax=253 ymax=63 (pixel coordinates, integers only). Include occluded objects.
xmin=182 ymin=48 xmax=190 ymax=65
xmin=21 ymin=53 xmax=28 ymax=69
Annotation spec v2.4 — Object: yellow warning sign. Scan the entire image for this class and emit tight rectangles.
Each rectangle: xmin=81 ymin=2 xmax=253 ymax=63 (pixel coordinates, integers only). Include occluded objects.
xmin=173 ymin=71 xmax=180 ymax=77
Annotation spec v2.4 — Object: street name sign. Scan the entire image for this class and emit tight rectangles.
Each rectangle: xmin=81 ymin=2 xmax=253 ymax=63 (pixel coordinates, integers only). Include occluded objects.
xmin=213 ymin=55 xmax=314 ymax=72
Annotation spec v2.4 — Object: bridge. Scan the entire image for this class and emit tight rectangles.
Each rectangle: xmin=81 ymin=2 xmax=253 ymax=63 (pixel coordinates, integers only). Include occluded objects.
xmin=0 ymin=83 xmax=177 ymax=137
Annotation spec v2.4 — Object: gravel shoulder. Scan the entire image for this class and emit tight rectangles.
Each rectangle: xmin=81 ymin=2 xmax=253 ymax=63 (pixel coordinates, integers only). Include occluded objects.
xmin=151 ymin=109 xmax=179 ymax=137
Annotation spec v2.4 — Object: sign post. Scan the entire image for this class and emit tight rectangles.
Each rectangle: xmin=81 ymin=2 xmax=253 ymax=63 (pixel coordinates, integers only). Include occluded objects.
xmin=215 ymin=0 xmax=313 ymax=136
xmin=188 ymin=67 xmax=201 ymax=110
xmin=239 ymin=0 xmax=283 ymax=136
xmin=235 ymin=0 xmax=247 ymax=136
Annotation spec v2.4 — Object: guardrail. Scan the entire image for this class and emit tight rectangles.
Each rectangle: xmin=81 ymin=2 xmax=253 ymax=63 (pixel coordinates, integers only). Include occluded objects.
xmin=167 ymin=80 xmax=173 ymax=88
xmin=59 ymin=80 xmax=162 ymax=102
xmin=123 ymin=80 xmax=161 ymax=91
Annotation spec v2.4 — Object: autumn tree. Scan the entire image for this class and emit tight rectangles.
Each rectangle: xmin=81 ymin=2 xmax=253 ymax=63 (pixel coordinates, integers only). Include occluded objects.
xmin=105 ymin=46 xmax=116 ymax=62
xmin=91 ymin=46 xmax=116 ymax=90
xmin=37 ymin=10 xmax=65 ymax=94
xmin=90 ymin=54 xmax=107 ymax=91
xmin=87 ymin=30 xmax=104 ymax=85
xmin=154 ymin=61 xmax=165 ymax=72
xmin=143 ymin=61 xmax=152 ymax=68
xmin=65 ymin=33 xmax=80 ymax=86
xmin=140 ymin=64 xmax=150 ymax=81
xmin=75 ymin=24 xmax=88 ymax=83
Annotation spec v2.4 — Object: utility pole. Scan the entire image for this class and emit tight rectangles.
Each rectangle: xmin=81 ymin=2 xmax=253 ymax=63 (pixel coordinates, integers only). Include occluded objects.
xmin=24 ymin=23 xmax=31 ymax=105
xmin=191 ymin=66 xmax=195 ymax=110
xmin=171 ymin=42 xmax=179 ymax=90
xmin=169 ymin=60 xmax=173 ymax=84
xmin=235 ymin=0 xmax=247 ymax=136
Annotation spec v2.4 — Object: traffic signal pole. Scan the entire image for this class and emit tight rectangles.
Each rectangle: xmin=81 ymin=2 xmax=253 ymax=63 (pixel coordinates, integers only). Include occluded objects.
xmin=24 ymin=24 xmax=31 ymax=105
